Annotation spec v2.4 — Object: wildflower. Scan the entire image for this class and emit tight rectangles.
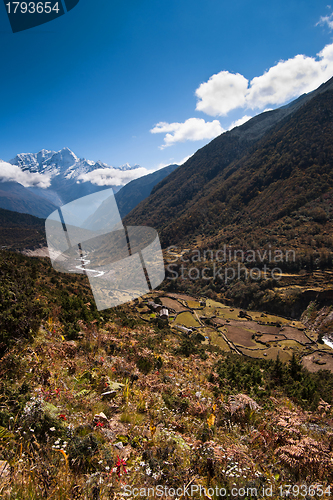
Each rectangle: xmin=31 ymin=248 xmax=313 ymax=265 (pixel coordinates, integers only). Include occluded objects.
xmin=116 ymin=456 xmax=127 ymax=478
xmin=105 ymin=466 xmax=110 ymax=471
xmin=207 ymin=414 xmax=215 ymax=428
xmin=58 ymin=414 xmax=66 ymax=420
xmin=95 ymin=422 xmax=104 ymax=428
xmin=67 ymin=423 xmax=75 ymax=437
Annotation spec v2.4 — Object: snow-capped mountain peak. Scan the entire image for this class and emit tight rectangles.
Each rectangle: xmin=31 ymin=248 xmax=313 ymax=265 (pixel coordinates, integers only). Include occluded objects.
xmin=9 ymin=148 xmax=140 ymax=178
xmin=5 ymin=148 xmax=147 ymax=207
xmin=9 ymin=151 xmax=54 ymax=173
xmin=46 ymin=147 xmax=79 ymax=170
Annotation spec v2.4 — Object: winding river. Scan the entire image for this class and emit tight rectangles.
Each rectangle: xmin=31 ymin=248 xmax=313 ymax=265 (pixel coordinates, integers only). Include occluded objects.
xmin=75 ymin=254 xmax=105 ymax=278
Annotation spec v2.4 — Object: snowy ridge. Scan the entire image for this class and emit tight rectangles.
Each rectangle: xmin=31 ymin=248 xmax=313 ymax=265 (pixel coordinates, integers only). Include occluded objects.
xmin=9 ymin=147 xmax=140 ymax=181
xmin=3 ymin=147 xmax=148 ymax=210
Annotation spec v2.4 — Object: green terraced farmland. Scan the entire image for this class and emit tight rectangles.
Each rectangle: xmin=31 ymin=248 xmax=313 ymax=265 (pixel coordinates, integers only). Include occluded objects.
xmin=173 ymin=311 xmax=201 ymax=328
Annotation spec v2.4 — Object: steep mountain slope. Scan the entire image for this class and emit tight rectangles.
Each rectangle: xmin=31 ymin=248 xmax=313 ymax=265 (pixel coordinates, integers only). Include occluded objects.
xmin=125 ymin=77 xmax=333 ymax=252
xmin=115 ymin=163 xmax=179 ymax=218
xmin=0 ymin=207 xmax=45 ymax=250
xmin=0 ymin=181 xmax=57 ymax=218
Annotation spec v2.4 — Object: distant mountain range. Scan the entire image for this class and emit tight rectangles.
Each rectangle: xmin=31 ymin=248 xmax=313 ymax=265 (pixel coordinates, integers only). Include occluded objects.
xmin=0 ymin=147 xmax=140 ymax=217
xmin=0 ymin=147 xmax=177 ymax=219
xmin=4 ymin=77 xmax=333 ymax=278
xmin=0 ymin=180 xmax=58 ymax=220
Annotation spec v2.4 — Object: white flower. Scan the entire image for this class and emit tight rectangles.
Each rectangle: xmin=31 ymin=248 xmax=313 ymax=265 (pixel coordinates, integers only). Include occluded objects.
xmin=50 ymin=427 xmax=55 ymax=432
xmin=152 ymin=472 xmax=159 ymax=479
xmin=140 ymin=461 xmax=145 ymax=466
xmin=105 ymin=466 xmax=110 ymax=471
xmin=146 ymin=467 xmax=152 ymax=476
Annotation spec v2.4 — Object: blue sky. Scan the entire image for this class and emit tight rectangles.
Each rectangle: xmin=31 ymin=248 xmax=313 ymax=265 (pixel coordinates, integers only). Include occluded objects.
xmin=1 ymin=0 xmax=333 ymax=173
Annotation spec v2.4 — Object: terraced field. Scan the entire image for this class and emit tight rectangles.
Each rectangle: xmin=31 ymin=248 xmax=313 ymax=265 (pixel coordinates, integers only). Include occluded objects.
xmin=160 ymin=297 xmax=188 ymax=312
xmin=302 ymin=351 xmax=333 ymax=372
xmin=137 ymin=292 xmax=333 ymax=372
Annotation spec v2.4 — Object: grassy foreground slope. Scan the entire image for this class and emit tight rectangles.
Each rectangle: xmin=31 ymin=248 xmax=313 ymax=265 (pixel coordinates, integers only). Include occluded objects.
xmin=1 ymin=251 xmax=333 ymax=498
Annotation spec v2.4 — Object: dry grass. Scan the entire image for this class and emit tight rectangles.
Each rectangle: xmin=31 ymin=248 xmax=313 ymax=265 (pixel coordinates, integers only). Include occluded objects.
xmin=1 ymin=295 xmax=333 ymax=499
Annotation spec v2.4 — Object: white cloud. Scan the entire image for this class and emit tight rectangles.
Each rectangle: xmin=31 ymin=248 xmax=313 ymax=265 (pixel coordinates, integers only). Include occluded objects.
xmin=150 ymin=117 xmax=224 ymax=149
xmin=195 ymin=72 xmax=249 ymax=116
xmin=195 ymin=43 xmax=333 ymax=116
xmin=246 ymin=53 xmax=330 ymax=109
xmin=0 ymin=161 xmax=51 ymax=188
xmin=316 ymin=13 xmax=333 ymax=30
xmin=228 ymin=115 xmax=252 ymax=130
xmin=77 ymin=167 xmax=150 ymax=186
